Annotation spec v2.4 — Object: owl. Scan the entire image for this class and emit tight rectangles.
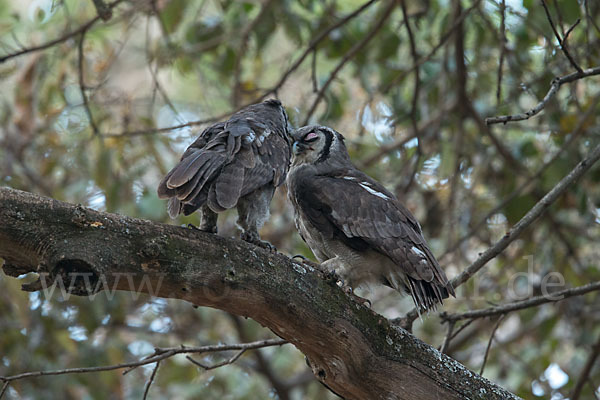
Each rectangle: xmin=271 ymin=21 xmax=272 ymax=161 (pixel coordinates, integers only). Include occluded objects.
xmin=157 ymin=99 xmax=291 ymax=249
xmin=287 ymin=125 xmax=454 ymax=311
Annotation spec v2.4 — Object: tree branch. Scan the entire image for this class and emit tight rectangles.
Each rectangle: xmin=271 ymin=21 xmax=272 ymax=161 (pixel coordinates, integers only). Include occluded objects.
xmin=440 ymin=281 xmax=600 ymax=322
xmin=0 ymin=0 xmax=126 ymax=64
xmin=0 ymin=339 xmax=286 ymax=384
xmin=571 ymin=333 xmax=600 ymax=400
xmin=451 ymin=141 xmax=600 ymax=288
xmin=302 ymin=0 xmax=395 ymax=125
xmin=0 ymin=187 xmax=519 ymax=399
xmin=485 ymin=66 xmax=600 ymax=125
xmin=540 ymin=0 xmax=582 ymax=73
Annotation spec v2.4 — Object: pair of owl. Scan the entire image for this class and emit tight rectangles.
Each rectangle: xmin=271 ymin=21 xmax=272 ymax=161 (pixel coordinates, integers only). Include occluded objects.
xmin=157 ymin=99 xmax=454 ymax=311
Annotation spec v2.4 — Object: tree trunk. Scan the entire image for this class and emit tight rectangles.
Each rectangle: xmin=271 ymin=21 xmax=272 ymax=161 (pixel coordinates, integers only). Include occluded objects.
xmin=0 ymin=187 xmax=520 ymax=400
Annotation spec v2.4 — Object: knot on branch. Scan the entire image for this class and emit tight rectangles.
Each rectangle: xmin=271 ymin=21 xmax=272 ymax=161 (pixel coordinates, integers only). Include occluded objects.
xmin=22 ymin=259 xmax=100 ymax=295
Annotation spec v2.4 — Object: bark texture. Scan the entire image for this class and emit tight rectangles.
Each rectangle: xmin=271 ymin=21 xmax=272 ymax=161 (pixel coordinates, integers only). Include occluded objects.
xmin=0 ymin=187 xmax=520 ymax=400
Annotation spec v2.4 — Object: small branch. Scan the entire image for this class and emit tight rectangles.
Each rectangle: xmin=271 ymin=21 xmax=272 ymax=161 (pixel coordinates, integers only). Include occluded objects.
xmin=302 ymin=0 xmax=395 ymax=125
xmin=78 ymin=30 xmax=100 ymax=136
xmin=479 ymin=315 xmax=505 ymax=375
xmin=441 ymin=281 xmax=600 ymax=322
xmin=232 ymin=0 xmax=275 ymax=107
xmin=440 ymin=321 xmax=456 ymax=354
xmin=267 ymin=0 xmax=379 ymax=98
xmin=186 ymin=349 xmax=246 ymax=371
xmin=381 ymin=0 xmax=482 ymax=94
xmin=0 ymin=0 xmax=125 ymax=64
xmin=496 ymin=0 xmax=507 ymax=105
xmin=0 ymin=339 xmax=287 ymax=384
xmin=142 ymin=361 xmax=161 ymax=400
xmin=443 ymin=94 xmax=599 ymax=258
xmin=485 ymin=66 xmax=600 ymax=125
xmin=571 ymin=334 xmax=600 ymax=400
xmin=311 ymin=49 xmax=318 ymax=93
xmin=400 ymin=0 xmax=421 ymax=153
xmin=540 ymin=0 xmax=582 ymax=73
xmin=451 ymin=142 xmax=600 ymax=288
xmin=0 ymin=382 xmax=9 ymax=400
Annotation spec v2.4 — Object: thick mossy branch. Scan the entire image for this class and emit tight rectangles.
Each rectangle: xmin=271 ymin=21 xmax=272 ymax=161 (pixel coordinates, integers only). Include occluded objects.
xmin=0 ymin=187 xmax=519 ymax=400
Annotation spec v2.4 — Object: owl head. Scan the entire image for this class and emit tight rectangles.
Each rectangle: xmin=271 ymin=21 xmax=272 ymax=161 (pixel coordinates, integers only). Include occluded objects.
xmin=291 ymin=125 xmax=350 ymax=167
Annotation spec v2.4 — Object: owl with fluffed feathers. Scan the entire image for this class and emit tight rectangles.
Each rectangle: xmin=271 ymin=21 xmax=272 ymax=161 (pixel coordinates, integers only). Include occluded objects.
xmin=287 ymin=125 xmax=454 ymax=311
xmin=157 ymin=99 xmax=291 ymax=249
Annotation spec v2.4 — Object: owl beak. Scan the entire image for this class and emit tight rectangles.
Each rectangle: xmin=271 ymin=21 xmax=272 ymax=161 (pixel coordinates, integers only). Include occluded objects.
xmin=292 ymin=141 xmax=307 ymax=155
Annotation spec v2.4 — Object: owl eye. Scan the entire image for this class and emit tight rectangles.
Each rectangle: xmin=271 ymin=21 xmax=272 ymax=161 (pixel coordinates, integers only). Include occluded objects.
xmin=303 ymin=132 xmax=319 ymax=142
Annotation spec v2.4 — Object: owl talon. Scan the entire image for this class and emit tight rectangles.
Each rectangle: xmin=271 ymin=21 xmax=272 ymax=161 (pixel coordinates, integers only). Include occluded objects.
xmin=187 ymin=223 xmax=217 ymax=234
xmin=292 ymin=255 xmax=321 ymax=269
xmin=241 ymin=231 xmax=276 ymax=252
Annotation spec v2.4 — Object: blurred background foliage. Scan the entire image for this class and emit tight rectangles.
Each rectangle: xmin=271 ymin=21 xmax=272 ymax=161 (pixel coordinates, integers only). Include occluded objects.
xmin=1 ymin=0 xmax=600 ymax=398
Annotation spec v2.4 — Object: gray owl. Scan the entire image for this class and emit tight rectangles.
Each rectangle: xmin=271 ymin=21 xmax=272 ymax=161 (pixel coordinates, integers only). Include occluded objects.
xmin=287 ymin=125 xmax=454 ymax=311
xmin=157 ymin=99 xmax=291 ymax=249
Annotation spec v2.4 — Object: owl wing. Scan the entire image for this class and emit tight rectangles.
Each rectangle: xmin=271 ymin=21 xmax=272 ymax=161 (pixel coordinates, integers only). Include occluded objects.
xmin=157 ymin=111 xmax=289 ymax=217
xmin=294 ymin=170 xmax=454 ymax=309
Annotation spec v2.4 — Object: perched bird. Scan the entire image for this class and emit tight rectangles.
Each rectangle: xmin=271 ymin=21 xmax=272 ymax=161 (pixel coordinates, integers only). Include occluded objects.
xmin=287 ymin=125 xmax=454 ymax=311
xmin=157 ymin=99 xmax=291 ymax=249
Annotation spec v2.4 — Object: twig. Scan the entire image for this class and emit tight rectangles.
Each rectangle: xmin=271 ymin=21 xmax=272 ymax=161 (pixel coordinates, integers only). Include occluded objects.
xmin=0 ymin=0 xmax=125 ymax=64
xmin=105 ymin=0 xmax=380 ymax=137
xmin=145 ymin=16 xmax=184 ymax=125
xmin=442 ymin=94 xmax=599 ymax=258
xmin=186 ymin=349 xmax=246 ymax=371
xmin=142 ymin=361 xmax=161 ymax=400
xmin=0 ymin=339 xmax=287 ymax=384
xmin=0 ymin=382 xmax=9 ymax=400
xmin=496 ymin=0 xmax=507 ymax=105
xmin=381 ymin=0 xmax=482 ymax=94
xmin=267 ymin=0 xmax=379 ymax=98
xmin=78 ymin=30 xmax=100 ymax=136
xmin=302 ymin=0 xmax=395 ymax=125
xmin=451 ymin=142 xmax=600 ymax=288
xmin=232 ymin=0 xmax=275 ymax=107
xmin=440 ymin=321 xmax=455 ymax=354
xmin=540 ymin=0 xmax=582 ymax=73
xmin=479 ymin=315 xmax=505 ymax=375
xmin=311 ymin=49 xmax=318 ymax=93
xmin=485 ymin=66 xmax=600 ymax=125
xmin=571 ymin=334 xmax=600 ymax=400
xmin=441 ymin=281 xmax=600 ymax=322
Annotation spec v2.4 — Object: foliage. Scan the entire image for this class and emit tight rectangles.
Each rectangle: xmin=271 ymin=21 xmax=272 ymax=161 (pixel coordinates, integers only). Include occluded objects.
xmin=1 ymin=0 xmax=600 ymax=398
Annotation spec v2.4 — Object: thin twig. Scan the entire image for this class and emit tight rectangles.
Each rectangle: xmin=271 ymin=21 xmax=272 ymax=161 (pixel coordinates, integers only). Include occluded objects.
xmin=105 ymin=0 xmax=381 ymax=137
xmin=540 ymin=0 xmax=582 ymax=72
xmin=441 ymin=281 xmax=600 ymax=322
xmin=142 ymin=361 xmax=161 ymax=400
xmin=496 ymin=0 xmax=507 ymax=105
xmin=571 ymin=334 xmax=600 ymax=400
xmin=0 ymin=339 xmax=287 ymax=383
xmin=381 ymin=0 xmax=482 ymax=94
xmin=442 ymin=94 xmax=599 ymax=259
xmin=311 ymin=49 xmax=318 ymax=93
xmin=486 ymin=66 xmax=600 ymax=125
xmin=400 ymin=0 xmax=422 ymax=154
xmin=186 ymin=349 xmax=247 ymax=371
xmin=232 ymin=0 xmax=275 ymax=106
xmin=78 ymin=30 xmax=100 ymax=136
xmin=267 ymin=0 xmax=379 ymax=98
xmin=440 ymin=321 xmax=455 ymax=354
xmin=451 ymin=142 xmax=600 ymax=288
xmin=0 ymin=0 xmax=125 ymax=64
xmin=302 ymin=0 xmax=395 ymax=125
xmin=479 ymin=315 xmax=505 ymax=375
xmin=0 ymin=382 xmax=9 ymax=400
